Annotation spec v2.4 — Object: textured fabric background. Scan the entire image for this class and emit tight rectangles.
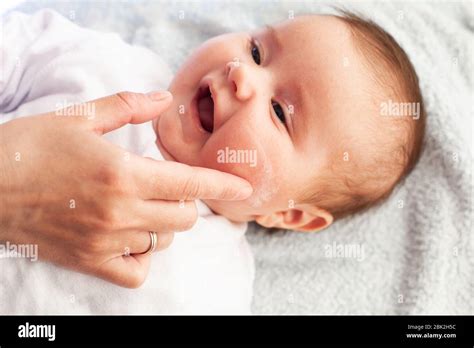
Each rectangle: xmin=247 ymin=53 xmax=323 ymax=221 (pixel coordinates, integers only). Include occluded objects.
xmin=9 ymin=0 xmax=473 ymax=314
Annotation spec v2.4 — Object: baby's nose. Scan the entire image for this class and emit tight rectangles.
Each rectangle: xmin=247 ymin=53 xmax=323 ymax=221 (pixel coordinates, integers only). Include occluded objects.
xmin=226 ymin=60 xmax=240 ymax=75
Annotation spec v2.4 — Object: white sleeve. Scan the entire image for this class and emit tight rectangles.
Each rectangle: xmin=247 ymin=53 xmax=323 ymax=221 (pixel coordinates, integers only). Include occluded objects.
xmin=0 ymin=10 xmax=91 ymax=114
xmin=0 ymin=9 xmax=172 ymax=124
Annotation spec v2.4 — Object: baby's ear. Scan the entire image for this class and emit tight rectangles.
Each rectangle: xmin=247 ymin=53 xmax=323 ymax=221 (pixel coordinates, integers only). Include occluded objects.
xmin=255 ymin=205 xmax=333 ymax=232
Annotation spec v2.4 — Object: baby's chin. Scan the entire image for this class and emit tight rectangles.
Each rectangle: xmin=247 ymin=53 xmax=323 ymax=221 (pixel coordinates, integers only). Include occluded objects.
xmin=153 ymin=118 xmax=178 ymax=162
xmin=154 ymin=135 xmax=177 ymax=162
xmin=202 ymin=198 xmax=256 ymax=223
xmin=203 ymin=173 xmax=280 ymax=222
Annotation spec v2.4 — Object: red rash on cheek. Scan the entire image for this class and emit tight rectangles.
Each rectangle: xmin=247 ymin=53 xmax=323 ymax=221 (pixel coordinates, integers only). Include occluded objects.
xmin=199 ymin=125 xmax=282 ymax=207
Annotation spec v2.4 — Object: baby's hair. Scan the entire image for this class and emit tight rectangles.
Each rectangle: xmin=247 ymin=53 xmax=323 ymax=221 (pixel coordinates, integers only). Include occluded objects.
xmin=302 ymin=10 xmax=426 ymax=221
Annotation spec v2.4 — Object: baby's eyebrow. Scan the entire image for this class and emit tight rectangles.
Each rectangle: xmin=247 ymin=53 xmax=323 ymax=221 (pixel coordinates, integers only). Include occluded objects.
xmin=265 ymin=24 xmax=283 ymax=53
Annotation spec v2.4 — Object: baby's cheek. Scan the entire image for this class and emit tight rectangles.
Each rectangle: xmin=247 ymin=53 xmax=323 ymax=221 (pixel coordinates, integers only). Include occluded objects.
xmin=201 ymin=128 xmax=282 ymax=207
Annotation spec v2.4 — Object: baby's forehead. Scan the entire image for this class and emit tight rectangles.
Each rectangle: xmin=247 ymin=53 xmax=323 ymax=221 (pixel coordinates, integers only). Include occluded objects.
xmin=269 ymin=15 xmax=353 ymax=47
xmin=265 ymin=16 xmax=363 ymax=85
xmin=258 ymin=16 xmax=372 ymax=118
xmin=279 ymin=15 xmax=349 ymax=33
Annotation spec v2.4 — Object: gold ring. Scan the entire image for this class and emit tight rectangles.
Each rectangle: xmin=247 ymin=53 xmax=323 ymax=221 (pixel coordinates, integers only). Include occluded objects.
xmin=146 ymin=231 xmax=158 ymax=254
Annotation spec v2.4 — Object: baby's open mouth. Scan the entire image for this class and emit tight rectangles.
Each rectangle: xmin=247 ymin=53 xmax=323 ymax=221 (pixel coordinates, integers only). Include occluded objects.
xmin=196 ymin=84 xmax=214 ymax=133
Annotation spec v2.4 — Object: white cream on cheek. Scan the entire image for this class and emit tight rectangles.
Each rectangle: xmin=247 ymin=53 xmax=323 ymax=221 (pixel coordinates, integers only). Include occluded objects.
xmin=248 ymin=156 xmax=277 ymax=208
xmin=243 ymin=137 xmax=280 ymax=209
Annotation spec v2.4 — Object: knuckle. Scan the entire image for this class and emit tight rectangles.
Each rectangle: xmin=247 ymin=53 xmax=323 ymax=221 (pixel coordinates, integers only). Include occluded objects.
xmin=95 ymin=164 xmax=123 ymax=188
xmin=182 ymin=174 xmax=201 ymax=200
xmin=69 ymin=247 xmax=90 ymax=264
xmin=101 ymin=206 xmax=123 ymax=231
xmin=94 ymin=165 xmax=133 ymax=199
xmin=115 ymin=91 xmax=140 ymax=114
xmin=82 ymin=234 xmax=106 ymax=255
xmin=87 ymin=212 xmax=108 ymax=231
xmin=219 ymin=185 xmax=235 ymax=200
xmin=92 ymin=201 xmax=124 ymax=231
xmin=147 ymin=172 xmax=161 ymax=193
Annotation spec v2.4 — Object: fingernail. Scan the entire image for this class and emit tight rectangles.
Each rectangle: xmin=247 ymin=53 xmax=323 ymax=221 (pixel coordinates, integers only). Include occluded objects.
xmin=147 ymin=91 xmax=172 ymax=101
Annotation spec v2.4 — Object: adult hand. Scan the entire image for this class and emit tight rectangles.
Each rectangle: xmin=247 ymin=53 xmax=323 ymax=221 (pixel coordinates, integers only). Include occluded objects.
xmin=0 ymin=91 xmax=252 ymax=288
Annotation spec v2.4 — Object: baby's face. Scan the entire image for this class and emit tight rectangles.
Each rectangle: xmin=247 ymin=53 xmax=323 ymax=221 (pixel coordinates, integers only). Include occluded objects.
xmin=155 ymin=15 xmax=373 ymax=227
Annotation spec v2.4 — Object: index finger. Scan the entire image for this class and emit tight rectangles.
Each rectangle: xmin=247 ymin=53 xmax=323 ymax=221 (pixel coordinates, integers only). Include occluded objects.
xmin=133 ymin=158 xmax=253 ymax=201
xmin=86 ymin=91 xmax=173 ymax=135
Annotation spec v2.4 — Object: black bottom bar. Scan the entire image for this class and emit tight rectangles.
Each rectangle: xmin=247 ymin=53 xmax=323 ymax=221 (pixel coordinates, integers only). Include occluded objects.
xmin=0 ymin=315 xmax=472 ymax=346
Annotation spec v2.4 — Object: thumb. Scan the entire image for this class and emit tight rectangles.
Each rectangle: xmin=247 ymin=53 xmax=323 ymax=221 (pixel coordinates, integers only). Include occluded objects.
xmin=89 ymin=91 xmax=173 ymax=135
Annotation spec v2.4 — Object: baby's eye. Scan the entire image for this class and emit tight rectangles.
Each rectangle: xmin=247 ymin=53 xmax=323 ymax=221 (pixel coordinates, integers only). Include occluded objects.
xmin=272 ymin=100 xmax=286 ymax=125
xmin=250 ymin=39 xmax=261 ymax=65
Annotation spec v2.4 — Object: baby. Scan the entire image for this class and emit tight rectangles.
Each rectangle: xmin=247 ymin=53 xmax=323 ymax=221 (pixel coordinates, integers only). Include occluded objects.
xmin=0 ymin=9 xmax=425 ymax=314
xmin=155 ymin=12 xmax=425 ymax=231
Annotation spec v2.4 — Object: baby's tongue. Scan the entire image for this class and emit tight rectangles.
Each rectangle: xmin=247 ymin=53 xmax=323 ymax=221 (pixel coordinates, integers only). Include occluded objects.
xmin=198 ymin=96 xmax=214 ymax=132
